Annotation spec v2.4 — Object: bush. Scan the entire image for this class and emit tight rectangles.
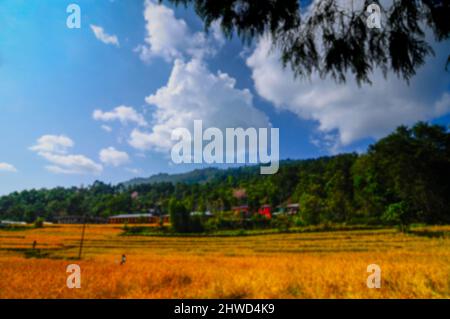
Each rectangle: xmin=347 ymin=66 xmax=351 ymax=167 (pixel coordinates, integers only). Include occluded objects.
xmin=249 ymin=214 xmax=271 ymax=229
xmin=169 ymin=198 xmax=190 ymax=233
xmin=270 ymin=215 xmax=292 ymax=231
xmin=189 ymin=215 xmax=205 ymax=233
xmin=34 ymin=217 xmax=44 ymax=228
xmin=382 ymin=202 xmax=407 ymax=224
xmin=203 ymin=217 xmax=218 ymax=232
xmin=299 ymin=193 xmax=323 ymax=225
xmin=382 ymin=201 xmax=412 ymax=232
xmin=168 ymin=198 xmax=210 ymax=233
xmin=205 ymin=212 xmax=242 ymax=231
xmin=292 ymin=215 xmax=306 ymax=227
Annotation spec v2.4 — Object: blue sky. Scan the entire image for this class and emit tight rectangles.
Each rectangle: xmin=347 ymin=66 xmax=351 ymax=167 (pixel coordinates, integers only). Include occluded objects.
xmin=0 ymin=0 xmax=449 ymax=195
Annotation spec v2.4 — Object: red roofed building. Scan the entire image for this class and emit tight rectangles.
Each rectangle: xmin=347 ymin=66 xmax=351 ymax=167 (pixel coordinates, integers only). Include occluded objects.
xmin=258 ymin=205 xmax=272 ymax=219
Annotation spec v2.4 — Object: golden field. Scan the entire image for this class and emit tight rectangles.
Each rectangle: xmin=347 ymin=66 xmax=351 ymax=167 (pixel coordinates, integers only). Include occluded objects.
xmin=0 ymin=224 xmax=449 ymax=298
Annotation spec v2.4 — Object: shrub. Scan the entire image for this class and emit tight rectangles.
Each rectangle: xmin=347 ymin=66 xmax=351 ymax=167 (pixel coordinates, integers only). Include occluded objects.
xmin=189 ymin=215 xmax=205 ymax=233
xmin=249 ymin=214 xmax=271 ymax=229
xmin=271 ymin=215 xmax=292 ymax=232
xmin=382 ymin=201 xmax=411 ymax=232
xmin=206 ymin=212 xmax=242 ymax=231
xmin=203 ymin=217 xmax=218 ymax=232
xmin=34 ymin=217 xmax=44 ymax=228
xmin=299 ymin=193 xmax=323 ymax=225
xmin=292 ymin=215 xmax=306 ymax=227
xmin=169 ymin=198 xmax=190 ymax=233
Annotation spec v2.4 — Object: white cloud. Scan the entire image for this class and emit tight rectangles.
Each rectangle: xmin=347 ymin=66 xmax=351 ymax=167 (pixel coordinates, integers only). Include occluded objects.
xmin=125 ymin=167 xmax=141 ymax=174
xmin=99 ymin=147 xmax=130 ymax=167
xmin=101 ymin=125 xmax=112 ymax=133
xmin=246 ymin=36 xmax=450 ymax=150
xmin=93 ymin=105 xmax=148 ymax=126
xmin=129 ymin=128 xmax=155 ymax=151
xmin=135 ymin=0 xmax=222 ymax=62
xmin=29 ymin=135 xmax=74 ymax=154
xmin=41 ymin=153 xmax=103 ymax=175
xmin=90 ymin=24 xmax=120 ymax=47
xmin=30 ymin=135 xmax=103 ymax=175
xmin=0 ymin=162 xmax=17 ymax=173
xmin=210 ymin=20 xmax=225 ymax=47
xmin=128 ymin=58 xmax=270 ymax=152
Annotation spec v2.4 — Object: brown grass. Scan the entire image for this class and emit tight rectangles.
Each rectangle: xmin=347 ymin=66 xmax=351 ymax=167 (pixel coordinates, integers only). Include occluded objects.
xmin=0 ymin=224 xmax=449 ymax=298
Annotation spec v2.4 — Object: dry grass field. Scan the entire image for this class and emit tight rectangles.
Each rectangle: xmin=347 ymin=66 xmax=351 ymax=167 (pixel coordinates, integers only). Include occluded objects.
xmin=0 ymin=224 xmax=449 ymax=298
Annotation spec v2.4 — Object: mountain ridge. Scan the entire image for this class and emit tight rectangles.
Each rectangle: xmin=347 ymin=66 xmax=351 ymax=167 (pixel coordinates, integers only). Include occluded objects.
xmin=120 ymin=160 xmax=303 ymax=187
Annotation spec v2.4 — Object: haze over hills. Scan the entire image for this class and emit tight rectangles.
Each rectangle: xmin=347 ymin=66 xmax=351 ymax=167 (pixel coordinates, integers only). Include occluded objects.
xmin=121 ymin=165 xmax=265 ymax=187
xmin=120 ymin=159 xmax=308 ymax=187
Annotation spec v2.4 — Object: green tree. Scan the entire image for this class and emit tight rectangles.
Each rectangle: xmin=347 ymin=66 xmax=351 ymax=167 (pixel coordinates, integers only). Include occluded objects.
xmin=382 ymin=201 xmax=409 ymax=226
xmin=299 ymin=193 xmax=323 ymax=225
xmin=168 ymin=198 xmax=190 ymax=232
xmin=167 ymin=0 xmax=449 ymax=84
xmin=354 ymin=122 xmax=450 ymax=225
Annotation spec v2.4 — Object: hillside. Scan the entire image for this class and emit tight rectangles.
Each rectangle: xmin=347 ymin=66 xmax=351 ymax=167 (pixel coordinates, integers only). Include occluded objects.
xmin=121 ymin=164 xmax=268 ymax=187
xmin=122 ymin=167 xmax=226 ymax=187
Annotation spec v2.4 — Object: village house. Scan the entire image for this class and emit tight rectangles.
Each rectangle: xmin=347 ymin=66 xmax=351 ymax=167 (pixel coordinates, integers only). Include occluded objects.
xmin=233 ymin=203 xmax=300 ymax=219
xmin=286 ymin=203 xmax=300 ymax=215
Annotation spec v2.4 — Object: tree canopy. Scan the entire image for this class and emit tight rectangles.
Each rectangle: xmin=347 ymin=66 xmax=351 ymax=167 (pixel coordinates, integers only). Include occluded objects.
xmin=167 ymin=0 xmax=450 ymax=84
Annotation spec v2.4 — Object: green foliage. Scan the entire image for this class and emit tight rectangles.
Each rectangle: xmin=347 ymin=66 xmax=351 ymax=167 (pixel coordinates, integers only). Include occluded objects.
xmin=354 ymin=122 xmax=450 ymax=225
xmin=166 ymin=0 xmax=449 ymax=85
xmin=249 ymin=214 xmax=271 ymax=229
xmin=203 ymin=212 xmax=242 ymax=231
xmin=168 ymin=198 xmax=190 ymax=233
xmin=382 ymin=202 xmax=408 ymax=225
xmin=292 ymin=215 xmax=306 ymax=227
xmin=189 ymin=215 xmax=205 ymax=233
xmin=299 ymin=193 xmax=323 ymax=225
xmin=270 ymin=215 xmax=292 ymax=232
xmin=34 ymin=217 xmax=44 ymax=228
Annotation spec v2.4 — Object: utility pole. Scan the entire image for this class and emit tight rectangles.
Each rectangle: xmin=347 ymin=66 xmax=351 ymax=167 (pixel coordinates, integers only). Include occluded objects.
xmin=78 ymin=216 xmax=87 ymax=260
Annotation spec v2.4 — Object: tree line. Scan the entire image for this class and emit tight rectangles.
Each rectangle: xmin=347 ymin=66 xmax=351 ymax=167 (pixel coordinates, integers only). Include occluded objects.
xmin=0 ymin=122 xmax=449 ymax=227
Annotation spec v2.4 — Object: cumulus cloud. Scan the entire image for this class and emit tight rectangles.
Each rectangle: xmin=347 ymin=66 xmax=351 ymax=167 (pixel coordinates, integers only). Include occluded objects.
xmin=30 ymin=135 xmax=103 ymax=175
xmin=129 ymin=128 xmax=155 ymax=151
xmin=246 ymin=36 xmax=450 ymax=150
xmin=42 ymin=153 xmax=103 ymax=175
xmin=90 ymin=24 xmax=120 ymax=47
xmin=99 ymin=147 xmax=130 ymax=167
xmin=93 ymin=105 xmax=148 ymax=126
xmin=0 ymin=162 xmax=17 ymax=173
xmin=135 ymin=0 xmax=222 ymax=62
xmin=128 ymin=58 xmax=270 ymax=152
xmin=29 ymin=135 xmax=74 ymax=154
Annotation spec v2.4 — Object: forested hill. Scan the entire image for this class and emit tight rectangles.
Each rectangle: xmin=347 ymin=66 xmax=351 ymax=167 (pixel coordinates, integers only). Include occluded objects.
xmin=1 ymin=122 xmax=449 ymax=225
xmin=123 ymin=167 xmax=224 ymax=186
xmin=122 ymin=161 xmax=301 ymax=187
xmin=122 ymin=166 xmax=256 ymax=187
